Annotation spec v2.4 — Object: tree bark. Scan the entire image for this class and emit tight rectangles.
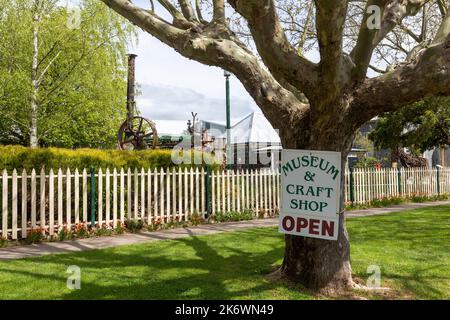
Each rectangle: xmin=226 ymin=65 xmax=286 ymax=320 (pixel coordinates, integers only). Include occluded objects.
xmin=277 ymin=115 xmax=354 ymax=292
xmin=30 ymin=13 xmax=39 ymax=148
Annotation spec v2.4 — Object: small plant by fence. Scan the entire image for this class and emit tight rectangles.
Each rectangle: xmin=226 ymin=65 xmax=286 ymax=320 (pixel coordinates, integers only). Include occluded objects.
xmin=0 ymin=166 xmax=449 ymax=240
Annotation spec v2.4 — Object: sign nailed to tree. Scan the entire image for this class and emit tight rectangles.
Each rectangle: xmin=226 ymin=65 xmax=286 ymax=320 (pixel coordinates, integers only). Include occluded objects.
xmin=279 ymin=150 xmax=341 ymax=240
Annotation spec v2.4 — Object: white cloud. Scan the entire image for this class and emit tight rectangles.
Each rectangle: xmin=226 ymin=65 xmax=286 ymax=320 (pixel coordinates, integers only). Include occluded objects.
xmin=136 ymin=84 xmax=256 ymax=123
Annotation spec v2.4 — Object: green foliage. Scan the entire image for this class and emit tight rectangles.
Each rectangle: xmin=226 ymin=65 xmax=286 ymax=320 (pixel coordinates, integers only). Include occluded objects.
xmin=125 ymin=219 xmax=144 ymax=233
xmin=369 ymin=97 xmax=450 ymax=153
xmin=0 ymin=0 xmax=135 ymax=148
xmin=345 ymin=194 xmax=450 ymax=211
xmin=58 ymin=227 xmax=74 ymax=241
xmin=0 ymin=145 xmax=219 ymax=171
xmin=353 ymin=157 xmax=380 ymax=169
xmin=213 ymin=210 xmax=255 ymax=223
xmin=114 ymin=223 xmax=126 ymax=235
xmin=26 ymin=227 xmax=45 ymax=244
xmin=189 ymin=212 xmax=204 ymax=226
xmin=95 ymin=226 xmax=113 ymax=237
xmin=74 ymin=223 xmax=90 ymax=239
xmin=352 ymin=132 xmax=374 ymax=152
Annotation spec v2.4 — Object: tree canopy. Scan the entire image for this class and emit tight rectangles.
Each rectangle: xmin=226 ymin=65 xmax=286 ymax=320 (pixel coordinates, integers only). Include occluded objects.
xmin=0 ymin=0 xmax=136 ymax=148
xmin=369 ymin=97 xmax=450 ymax=154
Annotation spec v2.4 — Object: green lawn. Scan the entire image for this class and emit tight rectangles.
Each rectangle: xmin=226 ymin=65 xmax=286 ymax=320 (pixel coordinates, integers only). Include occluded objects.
xmin=0 ymin=206 xmax=448 ymax=300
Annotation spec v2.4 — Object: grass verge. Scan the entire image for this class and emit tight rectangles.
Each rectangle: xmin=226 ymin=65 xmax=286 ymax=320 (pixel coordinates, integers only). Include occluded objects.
xmin=0 ymin=205 xmax=448 ymax=300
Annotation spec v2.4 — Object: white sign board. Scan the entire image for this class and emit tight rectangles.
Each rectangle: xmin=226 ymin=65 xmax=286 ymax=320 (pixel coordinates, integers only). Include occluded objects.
xmin=279 ymin=149 xmax=341 ymax=240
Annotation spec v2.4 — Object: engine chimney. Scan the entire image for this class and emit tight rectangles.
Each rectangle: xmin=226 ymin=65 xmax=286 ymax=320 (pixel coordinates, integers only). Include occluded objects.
xmin=127 ymin=54 xmax=137 ymax=117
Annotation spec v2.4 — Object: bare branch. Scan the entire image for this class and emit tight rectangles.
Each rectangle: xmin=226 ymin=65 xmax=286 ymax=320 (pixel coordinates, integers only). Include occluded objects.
xmin=178 ymin=0 xmax=197 ymax=21
xmin=157 ymin=0 xmax=184 ymax=20
xmin=195 ymin=0 xmax=208 ymax=24
xmin=101 ymin=0 xmax=308 ymax=132
xmin=314 ymin=0 xmax=350 ymax=94
xmin=213 ymin=0 xmax=226 ymax=24
xmin=350 ymin=0 xmax=429 ymax=82
xmin=228 ymin=0 xmax=318 ymax=97
xmin=433 ymin=10 xmax=450 ymax=44
xmin=349 ymin=35 xmax=450 ymax=128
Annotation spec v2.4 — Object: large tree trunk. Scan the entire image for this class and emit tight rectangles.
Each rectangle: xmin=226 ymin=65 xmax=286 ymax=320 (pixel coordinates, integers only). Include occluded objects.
xmin=277 ymin=115 xmax=354 ymax=292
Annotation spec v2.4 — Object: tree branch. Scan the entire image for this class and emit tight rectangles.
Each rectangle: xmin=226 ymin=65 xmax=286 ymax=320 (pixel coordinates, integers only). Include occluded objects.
xmin=348 ymin=35 xmax=450 ymax=130
xmin=37 ymin=51 xmax=61 ymax=86
xmin=101 ymin=0 xmax=309 ymax=134
xmin=433 ymin=10 xmax=450 ymax=44
xmin=195 ymin=0 xmax=208 ymax=24
xmin=157 ymin=0 xmax=184 ymax=21
xmin=213 ymin=0 xmax=226 ymax=24
xmin=314 ymin=0 xmax=350 ymax=96
xmin=350 ymin=0 xmax=429 ymax=82
xmin=178 ymin=0 xmax=197 ymax=21
xmin=228 ymin=0 xmax=318 ymax=98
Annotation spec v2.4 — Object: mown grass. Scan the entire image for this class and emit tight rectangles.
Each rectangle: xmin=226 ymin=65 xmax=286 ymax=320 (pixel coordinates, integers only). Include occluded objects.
xmin=0 ymin=205 xmax=448 ymax=300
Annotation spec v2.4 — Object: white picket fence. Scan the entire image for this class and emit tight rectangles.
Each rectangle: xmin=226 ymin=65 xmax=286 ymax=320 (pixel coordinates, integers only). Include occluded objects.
xmin=1 ymin=167 xmax=449 ymax=240
xmin=0 ymin=167 xmax=280 ymax=240
xmin=344 ymin=167 xmax=450 ymax=204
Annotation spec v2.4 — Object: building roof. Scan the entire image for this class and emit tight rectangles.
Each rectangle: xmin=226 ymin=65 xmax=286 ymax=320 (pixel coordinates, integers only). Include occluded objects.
xmin=153 ymin=120 xmax=187 ymax=136
xmin=220 ymin=112 xmax=281 ymax=144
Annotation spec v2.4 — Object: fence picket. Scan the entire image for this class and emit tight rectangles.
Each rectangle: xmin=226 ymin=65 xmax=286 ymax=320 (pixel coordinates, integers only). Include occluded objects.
xmin=57 ymin=169 xmax=63 ymax=228
xmin=113 ymin=168 xmax=118 ymax=227
xmin=21 ymin=169 xmax=27 ymax=238
xmin=134 ymin=168 xmax=139 ymax=220
xmin=120 ymin=168 xmax=125 ymax=223
xmin=98 ymin=168 xmax=103 ymax=227
xmin=105 ymin=168 xmax=111 ymax=226
xmin=147 ymin=169 xmax=152 ymax=224
xmin=2 ymin=170 xmax=7 ymax=239
xmin=1 ymin=166 xmax=449 ymax=242
xmin=66 ymin=169 xmax=71 ymax=229
xmin=141 ymin=168 xmax=146 ymax=221
xmin=31 ymin=169 xmax=36 ymax=227
xmin=82 ymin=169 xmax=87 ymax=223
xmin=12 ymin=170 xmax=17 ymax=240
xmin=75 ymin=169 xmax=80 ymax=224
xmin=40 ymin=168 xmax=46 ymax=231
xmin=49 ymin=169 xmax=54 ymax=236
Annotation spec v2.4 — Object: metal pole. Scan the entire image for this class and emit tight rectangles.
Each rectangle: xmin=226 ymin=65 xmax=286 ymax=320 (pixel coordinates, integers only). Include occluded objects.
xmin=225 ymin=71 xmax=231 ymax=169
xmin=349 ymin=168 xmax=355 ymax=205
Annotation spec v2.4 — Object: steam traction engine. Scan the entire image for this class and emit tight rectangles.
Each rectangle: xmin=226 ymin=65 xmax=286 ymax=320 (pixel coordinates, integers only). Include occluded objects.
xmin=117 ymin=54 xmax=158 ymax=150
xmin=117 ymin=54 xmax=214 ymax=151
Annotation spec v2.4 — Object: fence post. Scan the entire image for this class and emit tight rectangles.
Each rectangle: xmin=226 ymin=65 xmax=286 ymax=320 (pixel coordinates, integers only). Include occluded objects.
xmin=436 ymin=166 xmax=440 ymax=196
xmin=205 ymin=166 xmax=211 ymax=217
xmin=90 ymin=168 xmax=96 ymax=228
xmin=397 ymin=168 xmax=402 ymax=196
xmin=349 ymin=168 xmax=355 ymax=205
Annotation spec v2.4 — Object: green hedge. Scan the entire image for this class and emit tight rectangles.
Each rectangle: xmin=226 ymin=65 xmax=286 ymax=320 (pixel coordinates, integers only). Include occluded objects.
xmin=0 ymin=145 xmax=220 ymax=172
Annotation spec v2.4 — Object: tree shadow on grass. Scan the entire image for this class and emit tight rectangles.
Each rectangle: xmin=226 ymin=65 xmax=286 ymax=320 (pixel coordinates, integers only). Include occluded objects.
xmin=0 ymin=228 xmax=311 ymax=300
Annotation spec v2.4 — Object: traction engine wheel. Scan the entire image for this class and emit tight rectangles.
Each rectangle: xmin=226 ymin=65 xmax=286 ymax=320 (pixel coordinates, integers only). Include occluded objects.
xmin=118 ymin=116 xmax=158 ymax=150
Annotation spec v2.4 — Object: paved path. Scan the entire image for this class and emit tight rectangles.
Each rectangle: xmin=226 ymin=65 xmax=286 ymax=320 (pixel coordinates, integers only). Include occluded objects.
xmin=0 ymin=200 xmax=449 ymax=260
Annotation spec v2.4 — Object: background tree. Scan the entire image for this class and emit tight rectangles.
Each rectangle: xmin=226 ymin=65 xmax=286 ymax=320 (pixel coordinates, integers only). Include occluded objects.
xmin=369 ymin=97 xmax=450 ymax=165
xmin=100 ymin=0 xmax=450 ymax=292
xmin=0 ymin=0 xmax=136 ymax=148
